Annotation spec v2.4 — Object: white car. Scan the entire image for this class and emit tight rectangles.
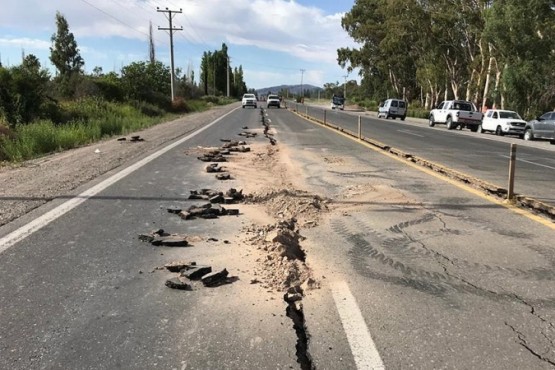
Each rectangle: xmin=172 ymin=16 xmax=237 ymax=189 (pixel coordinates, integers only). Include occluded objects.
xmin=480 ymin=109 xmax=526 ymax=137
xmin=241 ymin=94 xmax=257 ymax=108
xmin=266 ymin=94 xmax=280 ymax=108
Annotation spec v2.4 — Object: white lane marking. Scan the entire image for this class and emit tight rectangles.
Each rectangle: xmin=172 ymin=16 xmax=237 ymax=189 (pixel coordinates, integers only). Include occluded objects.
xmin=0 ymin=108 xmax=238 ymax=254
xmin=499 ymin=154 xmax=555 ymax=170
xmin=397 ymin=129 xmax=424 ymax=138
xmin=330 ymin=281 xmax=385 ymax=369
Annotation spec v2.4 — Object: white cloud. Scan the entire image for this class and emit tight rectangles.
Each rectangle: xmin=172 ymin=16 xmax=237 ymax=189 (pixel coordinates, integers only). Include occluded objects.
xmin=0 ymin=37 xmax=50 ymax=50
xmin=0 ymin=0 xmax=356 ymax=87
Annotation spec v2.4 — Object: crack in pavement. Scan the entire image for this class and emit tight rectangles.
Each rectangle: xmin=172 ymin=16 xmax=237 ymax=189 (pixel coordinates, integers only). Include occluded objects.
xmin=505 ymin=322 xmax=555 ymax=367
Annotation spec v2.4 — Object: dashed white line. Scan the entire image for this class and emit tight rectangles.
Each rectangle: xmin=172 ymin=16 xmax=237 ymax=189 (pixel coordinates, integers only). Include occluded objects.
xmin=397 ymin=129 xmax=424 ymax=137
xmin=0 ymin=108 xmax=238 ymax=255
xmin=499 ymin=154 xmax=555 ymax=170
xmin=330 ymin=281 xmax=385 ymax=369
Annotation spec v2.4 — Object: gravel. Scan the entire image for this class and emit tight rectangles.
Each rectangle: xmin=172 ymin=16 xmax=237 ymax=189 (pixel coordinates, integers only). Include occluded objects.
xmin=0 ymin=104 xmax=239 ymax=227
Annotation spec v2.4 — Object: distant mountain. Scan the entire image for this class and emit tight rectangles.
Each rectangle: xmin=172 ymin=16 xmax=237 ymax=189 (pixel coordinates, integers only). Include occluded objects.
xmin=256 ymin=84 xmax=323 ymax=96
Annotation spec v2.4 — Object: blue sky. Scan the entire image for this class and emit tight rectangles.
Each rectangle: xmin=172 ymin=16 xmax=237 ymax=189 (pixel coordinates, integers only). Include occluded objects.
xmin=0 ymin=0 xmax=357 ymax=89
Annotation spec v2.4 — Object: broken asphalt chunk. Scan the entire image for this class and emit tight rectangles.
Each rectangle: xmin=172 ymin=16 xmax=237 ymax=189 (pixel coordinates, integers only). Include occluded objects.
xmin=165 ymin=277 xmax=191 ymax=290
xmin=205 ymin=163 xmax=223 ymax=173
xmin=165 ymin=261 xmax=196 ymax=273
xmin=284 ymin=292 xmax=303 ymax=303
xmin=209 ymin=194 xmax=225 ymax=203
xmin=138 ymin=229 xmax=167 ymax=242
xmin=216 ymin=173 xmax=232 ymax=180
xmin=201 ymin=269 xmax=229 ymax=287
xmin=150 ymin=235 xmax=189 ymax=247
xmin=181 ymin=265 xmax=212 ymax=280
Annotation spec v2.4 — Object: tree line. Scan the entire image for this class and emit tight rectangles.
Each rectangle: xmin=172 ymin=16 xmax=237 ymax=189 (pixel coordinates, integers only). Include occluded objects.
xmin=338 ymin=0 xmax=555 ymax=117
xmin=0 ymin=11 xmax=248 ymax=130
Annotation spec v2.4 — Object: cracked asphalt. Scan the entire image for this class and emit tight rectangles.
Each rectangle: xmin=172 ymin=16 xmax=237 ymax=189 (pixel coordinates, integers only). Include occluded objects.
xmin=2 ymin=103 xmax=555 ymax=369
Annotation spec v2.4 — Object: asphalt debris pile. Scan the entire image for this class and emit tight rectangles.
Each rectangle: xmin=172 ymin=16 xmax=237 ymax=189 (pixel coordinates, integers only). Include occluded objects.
xmin=238 ymin=131 xmax=257 ymax=139
xmin=245 ymin=218 xmax=319 ymax=292
xmin=117 ymin=135 xmax=145 ymax=142
xmin=187 ymin=188 xmax=245 ymax=204
xmin=247 ymin=189 xmax=329 ymax=227
xmin=163 ymin=261 xmax=235 ymax=290
xmin=138 ymin=229 xmax=191 ymax=247
xmin=167 ymin=203 xmax=240 ymax=220
xmin=195 ymin=140 xmax=252 ymax=179
xmin=197 ymin=151 xmax=227 ymax=162
xmin=260 ymin=108 xmax=277 ymax=146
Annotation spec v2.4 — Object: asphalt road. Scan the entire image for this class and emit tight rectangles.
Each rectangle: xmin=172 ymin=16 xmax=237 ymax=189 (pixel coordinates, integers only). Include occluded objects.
xmin=267 ymin=107 xmax=555 ymax=369
xmin=291 ymin=102 xmax=555 ymax=205
xmin=0 ymin=107 xmax=298 ymax=369
xmin=2 ymin=104 xmax=555 ymax=369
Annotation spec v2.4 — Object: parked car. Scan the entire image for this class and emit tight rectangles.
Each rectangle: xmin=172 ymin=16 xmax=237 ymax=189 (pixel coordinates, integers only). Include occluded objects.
xmin=378 ymin=98 xmax=407 ymax=120
xmin=524 ymin=112 xmax=555 ymax=143
xmin=266 ymin=94 xmax=281 ymax=108
xmin=331 ymin=95 xmax=345 ymax=110
xmin=480 ymin=109 xmax=526 ymax=137
xmin=241 ymin=93 xmax=257 ymax=108
xmin=428 ymin=100 xmax=482 ymax=131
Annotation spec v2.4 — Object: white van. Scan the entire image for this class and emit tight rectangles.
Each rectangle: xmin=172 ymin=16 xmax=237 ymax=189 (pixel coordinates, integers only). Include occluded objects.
xmin=378 ymin=99 xmax=407 ymax=120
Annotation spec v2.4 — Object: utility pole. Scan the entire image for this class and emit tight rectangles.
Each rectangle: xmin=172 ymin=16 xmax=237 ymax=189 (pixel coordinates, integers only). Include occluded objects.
xmin=342 ymin=75 xmax=348 ymax=99
xmin=300 ymin=69 xmax=305 ymax=102
xmin=157 ymin=7 xmax=182 ymax=101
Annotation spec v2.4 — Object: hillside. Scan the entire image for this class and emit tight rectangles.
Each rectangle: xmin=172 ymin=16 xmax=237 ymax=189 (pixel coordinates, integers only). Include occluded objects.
xmin=256 ymin=84 xmax=323 ymax=96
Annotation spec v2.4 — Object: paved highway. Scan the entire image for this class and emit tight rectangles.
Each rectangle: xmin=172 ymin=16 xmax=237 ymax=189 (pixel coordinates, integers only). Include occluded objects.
xmin=2 ymin=104 xmax=555 ymax=369
xmin=291 ymin=102 xmax=555 ymax=205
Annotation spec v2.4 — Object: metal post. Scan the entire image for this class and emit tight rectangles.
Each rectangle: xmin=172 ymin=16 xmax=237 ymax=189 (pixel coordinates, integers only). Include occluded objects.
xmin=358 ymin=116 xmax=362 ymax=139
xmin=507 ymin=144 xmax=517 ymax=201
xmin=323 ymin=110 xmax=326 ymax=125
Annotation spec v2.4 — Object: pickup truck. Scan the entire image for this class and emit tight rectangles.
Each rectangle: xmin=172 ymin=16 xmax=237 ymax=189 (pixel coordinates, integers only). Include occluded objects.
xmin=428 ymin=100 xmax=483 ymax=131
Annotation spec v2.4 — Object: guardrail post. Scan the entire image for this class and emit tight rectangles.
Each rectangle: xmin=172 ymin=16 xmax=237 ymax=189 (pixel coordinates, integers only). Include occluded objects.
xmin=358 ymin=116 xmax=362 ymax=139
xmin=324 ymin=110 xmax=327 ymax=125
xmin=507 ymin=143 xmax=517 ymax=201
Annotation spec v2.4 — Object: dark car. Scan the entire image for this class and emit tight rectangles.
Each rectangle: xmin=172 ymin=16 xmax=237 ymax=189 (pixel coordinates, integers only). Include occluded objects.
xmin=524 ymin=112 xmax=555 ymax=143
xmin=331 ymin=95 xmax=345 ymax=110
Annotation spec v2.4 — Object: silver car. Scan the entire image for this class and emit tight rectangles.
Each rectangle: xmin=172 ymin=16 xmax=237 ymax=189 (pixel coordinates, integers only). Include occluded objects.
xmin=524 ymin=112 xmax=555 ymax=144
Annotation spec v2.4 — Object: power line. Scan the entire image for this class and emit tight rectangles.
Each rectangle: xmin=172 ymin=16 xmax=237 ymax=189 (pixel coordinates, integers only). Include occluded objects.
xmin=79 ymin=0 xmax=168 ymax=46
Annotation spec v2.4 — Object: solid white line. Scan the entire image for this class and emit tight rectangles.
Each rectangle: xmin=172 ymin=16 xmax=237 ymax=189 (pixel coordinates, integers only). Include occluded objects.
xmin=0 ymin=108 xmax=238 ymax=255
xmin=330 ymin=281 xmax=385 ymax=369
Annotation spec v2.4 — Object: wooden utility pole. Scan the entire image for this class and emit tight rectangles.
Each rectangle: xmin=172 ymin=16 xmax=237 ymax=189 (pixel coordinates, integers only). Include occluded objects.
xmin=157 ymin=7 xmax=182 ymax=101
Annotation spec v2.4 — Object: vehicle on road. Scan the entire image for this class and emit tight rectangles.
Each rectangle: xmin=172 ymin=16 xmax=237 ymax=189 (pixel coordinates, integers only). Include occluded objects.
xmin=242 ymin=93 xmax=257 ymax=108
xmin=331 ymin=95 xmax=345 ymax=110
xmin=429 ymin=100 xmax=483 ymax=131
xmin=524 ymin=112 xmax=555 ymax=143
xmin=479 ymin=109 xmax=526 ymax=137
xmin=266 ymin=94 xmax=281 ymax=108
xmin=378 ymin=98 xmax=407 ymax=120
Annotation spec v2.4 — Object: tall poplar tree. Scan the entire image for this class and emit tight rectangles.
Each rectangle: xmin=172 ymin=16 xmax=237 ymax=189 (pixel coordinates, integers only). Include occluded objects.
xmin=50 ymin=11 xmax=84 ymax=78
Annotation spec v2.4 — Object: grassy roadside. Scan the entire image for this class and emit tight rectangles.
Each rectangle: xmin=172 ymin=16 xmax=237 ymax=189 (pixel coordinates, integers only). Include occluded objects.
xmin=0 ymin=96 xmax=235 ymax=162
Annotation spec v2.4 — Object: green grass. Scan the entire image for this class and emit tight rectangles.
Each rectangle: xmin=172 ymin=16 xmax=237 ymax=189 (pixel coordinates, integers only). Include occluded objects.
xmin=0 ymin=96 xmax=231 ymax=162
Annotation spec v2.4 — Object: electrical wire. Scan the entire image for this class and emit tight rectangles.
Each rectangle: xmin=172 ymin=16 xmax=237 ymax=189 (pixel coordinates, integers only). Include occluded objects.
xmin=79 ymin=0 xmax=168 ymax=46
